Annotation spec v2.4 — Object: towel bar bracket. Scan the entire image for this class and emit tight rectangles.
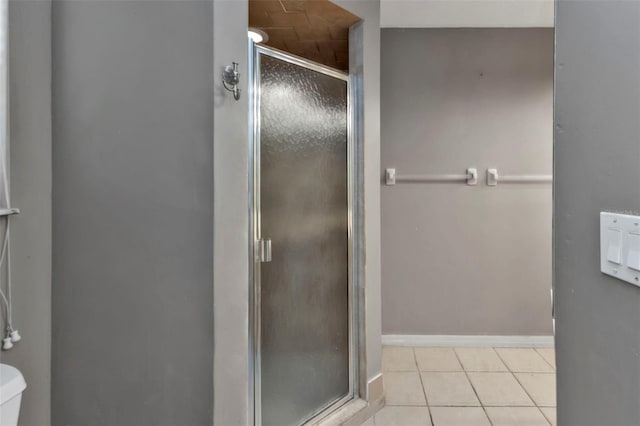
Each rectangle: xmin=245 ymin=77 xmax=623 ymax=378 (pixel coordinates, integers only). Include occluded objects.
xmin=487 ymin=168 xmax=552 ymax=185
xmin=385 ymin=168 xmax=478 ymax=186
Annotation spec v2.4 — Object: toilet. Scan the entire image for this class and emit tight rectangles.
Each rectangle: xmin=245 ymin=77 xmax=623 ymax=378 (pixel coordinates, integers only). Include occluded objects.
xmin=0 ymin=364 xmax=26 ymax=426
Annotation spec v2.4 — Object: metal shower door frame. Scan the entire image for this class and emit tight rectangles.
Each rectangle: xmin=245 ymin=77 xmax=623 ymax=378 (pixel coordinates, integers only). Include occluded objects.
xmin=248 ymin=42 xmax=358 ymax=426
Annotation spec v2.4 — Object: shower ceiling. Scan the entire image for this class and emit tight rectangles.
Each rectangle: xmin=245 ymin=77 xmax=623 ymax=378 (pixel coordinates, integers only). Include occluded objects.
xmin=249 ymin=0 xmax=361 ymax=71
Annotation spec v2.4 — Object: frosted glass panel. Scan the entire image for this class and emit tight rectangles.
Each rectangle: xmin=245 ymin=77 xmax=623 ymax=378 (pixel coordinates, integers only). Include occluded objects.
xmin=259 ymin=54 xmax=349 ymax=426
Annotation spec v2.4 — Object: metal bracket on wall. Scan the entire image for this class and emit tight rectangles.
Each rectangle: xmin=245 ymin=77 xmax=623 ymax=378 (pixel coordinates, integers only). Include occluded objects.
xmin=222 ymin=62 xmax=241 ymax=100
xmin=0 ymin=208 xmax=19 ymax=217
xmin=385 ymin=167 xmax=478 ymax=186
xmin=257 ymin=238 xmax=272 ymax=263
xmin=486 ymin=168 xmax=552 ymax=186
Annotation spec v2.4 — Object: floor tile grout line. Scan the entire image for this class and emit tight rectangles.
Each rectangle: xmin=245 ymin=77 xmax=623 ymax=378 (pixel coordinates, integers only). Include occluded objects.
xmin=454 ymin=346 xmax=508 ymax=373
xmin=488 ymin=347 xmax=510 ymax=372
xmin=382 ymin=345 xmax=420 ymax=373
xmin=494 ymin=347 xmax=555 ymax=374
xmin=383 ymin=402 xmax=557 ymax=408
xmin=453 ymin=346 xmax=511 ymax=373
xmin=539 ymin=406 xmax=556 ymax=425
xmin=510 ymin=370 xmax=553 ymax=412
xmin=426 ymin=405 xmax=552 ymax=408
xmin=493 ymin=347 xmax=517 ymax=374
xmin=481 ymin=348 xmax=553 ymax=424
xmin=415 ymin=346 xmax=464 ymax=373
xmin=494 ymin=347 xmax=553 ymax=375
xmin=492 ymin=348 xmax=545 ymax=410
xmin=383 ymin=346 xmax=555 ymax=425
xmin=453 ymin=347 xmax=494 ymax=426
xmin=507 ymin=363 xmax=556 ymax=409
xmin=534 ymin=347 xmax=557 ymax=370
xmin=412 ymin=347 xmax=435 ymax=426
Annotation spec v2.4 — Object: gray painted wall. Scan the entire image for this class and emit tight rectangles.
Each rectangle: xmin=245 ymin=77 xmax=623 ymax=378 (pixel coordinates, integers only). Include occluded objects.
xmin=212 ymin=1 xmax=249 ymax=425
xmin=555 ymin=1 xmax=640 ymax=424
xmin=381 ymin=28 xmax=553 ymax=335
xmin=0 ymin=1 xmax=52 ymax=425
xmin=333 ymin=0 xmax=382 ymax=383
xmin=52 ymin=2 xmax=214 ymax=425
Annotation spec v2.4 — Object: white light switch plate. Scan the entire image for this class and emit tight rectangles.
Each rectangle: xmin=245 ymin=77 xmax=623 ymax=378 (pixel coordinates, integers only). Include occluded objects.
xmin=600 ymin=212 xmax=640 ymax=287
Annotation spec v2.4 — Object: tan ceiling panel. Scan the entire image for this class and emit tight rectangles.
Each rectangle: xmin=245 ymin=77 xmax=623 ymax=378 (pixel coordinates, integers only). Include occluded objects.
xmin=249 ymin=10 xmax=272 ymax=27
xmin=268 ymin=11 xmax=310 ymax=27
xmin=263 ymin=27 xmax=298 ymax=40
xmin=328 ymin=25 xmax=349 ymax=40
xmin=249 ymin=0 xmax=361 ymax=71
xmin=280 ymin=0 xmax=308 ymax=12
xmin=253 ymin=0 xmax=288 ymax=13
xmin=294 ymin=25 xmax=331 ymax=41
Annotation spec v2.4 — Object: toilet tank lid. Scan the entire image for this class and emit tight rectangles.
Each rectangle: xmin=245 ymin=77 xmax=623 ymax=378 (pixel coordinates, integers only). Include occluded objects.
xmin=0 ymin=364 xmax=26 ymax=405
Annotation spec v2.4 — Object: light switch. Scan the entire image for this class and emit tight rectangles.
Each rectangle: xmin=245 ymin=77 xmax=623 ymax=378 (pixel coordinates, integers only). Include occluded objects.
xmin=627 ymin=233 xmax=640 ymax=271
xmin=606 ymin=228 xmax=622 ymax=264
xmin=601 ymin=212 xmax=640 ymax=287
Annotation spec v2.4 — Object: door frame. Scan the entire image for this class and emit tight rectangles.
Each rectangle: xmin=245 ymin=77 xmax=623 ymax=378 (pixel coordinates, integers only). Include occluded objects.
xmin=248 ymin=42 xmax=361 ymax=426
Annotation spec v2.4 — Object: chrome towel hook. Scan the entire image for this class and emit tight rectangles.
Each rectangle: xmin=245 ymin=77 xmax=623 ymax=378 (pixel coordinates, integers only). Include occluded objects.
xmin=222 ymin=62 xmax=241 ymax=100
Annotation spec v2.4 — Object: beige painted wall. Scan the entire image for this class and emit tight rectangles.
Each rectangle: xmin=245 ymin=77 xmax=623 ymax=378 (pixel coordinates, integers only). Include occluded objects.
xmin=381 ymin=28 xmax=553 ymax=336
xmin=380 ymin=0 xmax=554 ymax=28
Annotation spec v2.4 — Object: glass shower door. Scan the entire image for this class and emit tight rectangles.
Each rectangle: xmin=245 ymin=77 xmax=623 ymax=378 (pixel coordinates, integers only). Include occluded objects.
xmin=253 ymin=46 xmax=352 ymax=426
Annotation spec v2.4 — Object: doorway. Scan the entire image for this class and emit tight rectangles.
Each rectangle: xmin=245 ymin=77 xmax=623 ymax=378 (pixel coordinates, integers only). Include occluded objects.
xmin=378 ymin=28 xmax=556 ymax=426
xmin=249 ymin=44 xmax=357 ymax=426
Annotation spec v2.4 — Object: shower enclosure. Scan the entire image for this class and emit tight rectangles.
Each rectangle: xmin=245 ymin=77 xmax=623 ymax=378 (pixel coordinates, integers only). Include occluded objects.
xmin=249 ymin=44 xmax=357 ymax=426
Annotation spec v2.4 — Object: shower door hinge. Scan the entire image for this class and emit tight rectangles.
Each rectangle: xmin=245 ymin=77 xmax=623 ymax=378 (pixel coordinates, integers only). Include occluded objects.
xmin=257 ymin=238 xmax=272 ymax=263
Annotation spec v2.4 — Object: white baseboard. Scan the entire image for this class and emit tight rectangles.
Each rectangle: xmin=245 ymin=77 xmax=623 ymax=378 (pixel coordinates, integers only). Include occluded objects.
xmin=382 ymin=334 xmax=554 ymax=348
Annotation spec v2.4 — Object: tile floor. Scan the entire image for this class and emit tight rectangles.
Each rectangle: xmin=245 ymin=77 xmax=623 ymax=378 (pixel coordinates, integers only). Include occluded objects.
xmin=366 ymin=346 xmax=556 ymax=426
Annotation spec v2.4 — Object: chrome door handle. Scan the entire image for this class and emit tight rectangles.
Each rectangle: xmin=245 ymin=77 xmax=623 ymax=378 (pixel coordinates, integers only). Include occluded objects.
xmin=258 ymin=238 xmax=272 ymax=263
